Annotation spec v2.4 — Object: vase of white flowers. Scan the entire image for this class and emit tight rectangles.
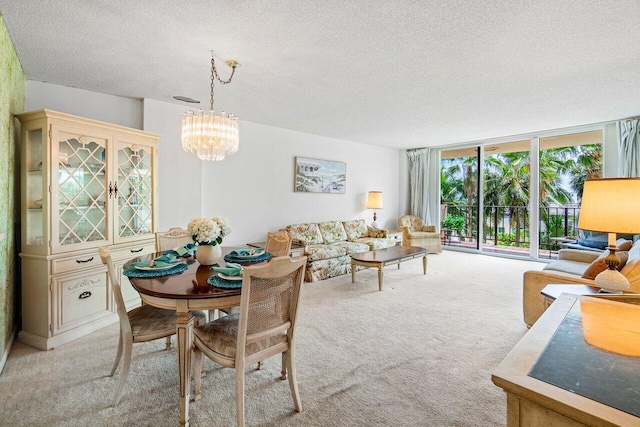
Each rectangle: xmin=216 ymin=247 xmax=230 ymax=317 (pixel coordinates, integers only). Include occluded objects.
xmin=187 ymin=216 xmax=231 ymax=266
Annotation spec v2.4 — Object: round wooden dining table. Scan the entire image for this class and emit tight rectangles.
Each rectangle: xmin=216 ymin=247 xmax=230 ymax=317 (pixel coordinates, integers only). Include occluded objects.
xmin=124 ymin=248 xmax=248 ymax=427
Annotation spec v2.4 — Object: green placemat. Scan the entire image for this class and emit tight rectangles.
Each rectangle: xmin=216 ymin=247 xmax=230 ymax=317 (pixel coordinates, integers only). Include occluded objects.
xmin=207 ymin=275 xmax=243 ymax=289
xmin=123 ymin=262 xmax=188 ymax=278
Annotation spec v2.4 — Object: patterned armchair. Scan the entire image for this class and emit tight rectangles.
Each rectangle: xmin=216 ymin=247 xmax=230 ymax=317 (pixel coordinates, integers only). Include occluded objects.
xmin=397 ymin=215 xmax=442 ymax=253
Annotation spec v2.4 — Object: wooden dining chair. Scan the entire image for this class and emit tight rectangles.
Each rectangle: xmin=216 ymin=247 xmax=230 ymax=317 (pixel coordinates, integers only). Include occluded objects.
xmin=155 ymin=227 xmax=192 ymax=252
xmin=193 ymin=255 xmax=307 ymax=427
xmin=218 ymin=231 xmax=292 ymax=320
xmin=265 ymin=230 xmax=292 ymax=257
xmin=98 ymin=246 xmax=205 ymax=406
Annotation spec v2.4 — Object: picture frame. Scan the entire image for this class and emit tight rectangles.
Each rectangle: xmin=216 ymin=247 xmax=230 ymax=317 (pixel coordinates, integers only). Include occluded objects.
xmin=294 ymin=157 xmax=346 ymax=194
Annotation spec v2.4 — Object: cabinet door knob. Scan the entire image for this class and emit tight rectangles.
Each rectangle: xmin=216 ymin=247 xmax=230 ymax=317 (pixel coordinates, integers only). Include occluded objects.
xmin=109 ymin=182 xmax=113 ymax=198
xmin=76 ymin=257 xmax=94 ymax=264
xmin=78 ymin=291 xmax=92 ymax=300
xmin=130 ymin=247 xmax=143 ymax=253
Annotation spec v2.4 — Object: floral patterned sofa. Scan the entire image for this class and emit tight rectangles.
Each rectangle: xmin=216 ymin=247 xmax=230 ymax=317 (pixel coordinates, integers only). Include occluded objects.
xmin=285 ymin=219 xmax=396 ymax=282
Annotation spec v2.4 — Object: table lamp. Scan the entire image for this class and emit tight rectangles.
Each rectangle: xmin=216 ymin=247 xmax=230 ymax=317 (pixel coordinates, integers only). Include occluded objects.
xmin=366 ymin=191 xmax=383 ymax=228
xmin=577 ymin=178 xmax=640 ymax=293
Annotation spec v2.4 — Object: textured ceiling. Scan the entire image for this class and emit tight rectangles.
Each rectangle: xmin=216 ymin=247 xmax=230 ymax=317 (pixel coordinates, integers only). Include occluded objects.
xmin=2 ymin=1 xmax=640 ymax=149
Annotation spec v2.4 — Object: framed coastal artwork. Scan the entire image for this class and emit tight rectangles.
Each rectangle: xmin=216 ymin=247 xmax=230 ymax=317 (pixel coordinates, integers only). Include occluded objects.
xmin=294 ymin=157 xmax=346 ymax=194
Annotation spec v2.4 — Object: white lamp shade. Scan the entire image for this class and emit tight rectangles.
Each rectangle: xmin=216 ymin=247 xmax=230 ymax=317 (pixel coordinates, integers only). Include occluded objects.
xmin=366 ymin=191 xmax=383 ymax=209
xmin=578 ymin=178 xmax=640 ymax=235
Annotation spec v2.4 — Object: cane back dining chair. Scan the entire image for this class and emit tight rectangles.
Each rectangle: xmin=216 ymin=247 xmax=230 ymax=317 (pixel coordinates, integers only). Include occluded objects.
xmin=193 ymin=255 xmax=307 ymax=426
xmin=98 ymin=246 xmax=205 ymax=406
xmin=265 ymin=230 xmax=292 ymax=257
xmin=219 ymin=230 xmax=293 ymax=320
xmin=155 ymin=227 xmax=192 ymax=252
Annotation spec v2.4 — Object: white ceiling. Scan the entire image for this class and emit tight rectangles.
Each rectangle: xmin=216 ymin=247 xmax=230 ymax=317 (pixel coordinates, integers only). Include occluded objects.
xmin=2 ymin=1 xmax=640 ymax=150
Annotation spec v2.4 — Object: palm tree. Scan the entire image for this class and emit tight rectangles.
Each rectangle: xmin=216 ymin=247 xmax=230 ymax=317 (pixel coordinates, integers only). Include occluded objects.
xmin=567 ymin=144 xmax=602 ymax=201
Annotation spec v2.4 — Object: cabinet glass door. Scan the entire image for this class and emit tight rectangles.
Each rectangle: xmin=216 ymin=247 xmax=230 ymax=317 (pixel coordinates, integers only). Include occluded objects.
xmin=52 ymin=128 xmax=109 ymax=252
xmin=116 ymin=143 xmax=154 ymax=240
xmin=24 ymin=127 xmax=45 ymax=248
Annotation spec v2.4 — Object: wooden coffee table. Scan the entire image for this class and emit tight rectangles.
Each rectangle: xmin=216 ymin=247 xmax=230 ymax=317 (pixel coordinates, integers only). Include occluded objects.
xmin=350 ymin=246 xmax=427 ymax=291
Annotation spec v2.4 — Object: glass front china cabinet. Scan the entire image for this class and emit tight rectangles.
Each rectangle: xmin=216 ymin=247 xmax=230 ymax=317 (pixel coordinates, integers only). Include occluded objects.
xmin=17 ymin=109 xmax=160 ymax=350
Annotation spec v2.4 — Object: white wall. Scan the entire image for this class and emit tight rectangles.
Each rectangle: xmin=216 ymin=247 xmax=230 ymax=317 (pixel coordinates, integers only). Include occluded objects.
xmin=26 ymin=81 xmax=142 ymax=129
xmin=142 ymin=99 xmax=401 ymax=246
xmin=142 ymin=99 xmax=203 ymax=228
xmin=26 ymin=82 xmax=402 ymax=246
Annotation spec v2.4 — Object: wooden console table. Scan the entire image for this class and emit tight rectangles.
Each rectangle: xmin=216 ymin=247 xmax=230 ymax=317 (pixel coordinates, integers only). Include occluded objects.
xmin=492 ymin=293 xmax=640 ymax=426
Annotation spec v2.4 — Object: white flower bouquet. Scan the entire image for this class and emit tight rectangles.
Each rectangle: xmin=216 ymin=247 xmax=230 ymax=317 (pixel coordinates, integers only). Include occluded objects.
xmin=187 ymin=216 xmax=231 ymax=246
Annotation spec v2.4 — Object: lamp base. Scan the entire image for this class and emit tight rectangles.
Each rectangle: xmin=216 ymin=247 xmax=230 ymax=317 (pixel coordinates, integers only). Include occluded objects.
xmin=595 ymin=268 xmax=630 ymax=293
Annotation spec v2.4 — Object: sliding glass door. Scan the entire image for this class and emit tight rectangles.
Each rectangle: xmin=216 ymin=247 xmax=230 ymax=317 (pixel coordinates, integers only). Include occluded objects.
xmin=482 ymin=140 xmax=531 ymax=258
xmin=439 ymin=130 xmax=603 ymax=260
xmin=440 ymin=148 xmax=479 ymax=250
xmin=537 ymin=131 xmax=603 ymax=257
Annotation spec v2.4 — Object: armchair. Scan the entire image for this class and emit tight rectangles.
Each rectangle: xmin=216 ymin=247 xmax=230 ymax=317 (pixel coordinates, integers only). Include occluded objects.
xmin=397 ymin=215 xmax=442 ymax=253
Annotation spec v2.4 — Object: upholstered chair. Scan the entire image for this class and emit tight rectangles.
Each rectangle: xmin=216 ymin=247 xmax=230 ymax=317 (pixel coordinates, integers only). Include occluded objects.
xmin=397 ymin=215 xmax=442 ymax=253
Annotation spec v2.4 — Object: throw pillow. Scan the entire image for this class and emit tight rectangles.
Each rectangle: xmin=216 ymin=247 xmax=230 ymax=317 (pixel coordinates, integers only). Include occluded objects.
xmin=582 ymin=250 xmax=629 ymax=280
xmin=616 ymin=238 xmax=633 ymax=252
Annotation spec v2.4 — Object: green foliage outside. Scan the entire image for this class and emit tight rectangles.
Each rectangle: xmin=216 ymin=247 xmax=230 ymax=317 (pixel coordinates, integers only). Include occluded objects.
xmin=443 ymin=214 xmax=465 ymax=234
xmin=441 ymin=143 xmax=602 ymax=249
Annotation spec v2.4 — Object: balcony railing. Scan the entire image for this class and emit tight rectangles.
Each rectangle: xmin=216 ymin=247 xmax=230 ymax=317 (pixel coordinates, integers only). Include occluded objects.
xmin=441 ymin=204 xmax=580 ymax=258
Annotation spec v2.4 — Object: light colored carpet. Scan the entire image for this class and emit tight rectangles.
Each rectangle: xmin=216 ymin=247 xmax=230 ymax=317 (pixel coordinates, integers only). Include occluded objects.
xmin=0 ymin=251 xmax=543 ymax=426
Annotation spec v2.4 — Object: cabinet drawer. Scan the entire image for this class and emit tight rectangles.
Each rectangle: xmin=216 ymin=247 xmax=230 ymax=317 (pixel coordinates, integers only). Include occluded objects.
xmin=111 ymin=242 xmax=156 ymax=261
xmin=53 ymin=268 xmax=111 ymax=333
xmin=52 ymin=251 xmax=102 ymax=274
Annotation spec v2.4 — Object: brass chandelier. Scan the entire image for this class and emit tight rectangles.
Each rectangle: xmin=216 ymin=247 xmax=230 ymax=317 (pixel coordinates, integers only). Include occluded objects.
xmin=181 ymin=51 xmax=240 ymax=161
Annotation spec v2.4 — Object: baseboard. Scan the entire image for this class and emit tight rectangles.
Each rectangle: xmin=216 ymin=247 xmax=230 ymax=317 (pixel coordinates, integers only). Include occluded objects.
xmin=0 ymin=326 xmax=18 ymax=376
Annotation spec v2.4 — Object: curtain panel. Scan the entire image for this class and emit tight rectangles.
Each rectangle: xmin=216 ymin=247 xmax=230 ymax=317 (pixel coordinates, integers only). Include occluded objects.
xmin=406 ymin=148 xmax=433 ymax=224
xmin=618 ymin=118 xmax=640 ymax=177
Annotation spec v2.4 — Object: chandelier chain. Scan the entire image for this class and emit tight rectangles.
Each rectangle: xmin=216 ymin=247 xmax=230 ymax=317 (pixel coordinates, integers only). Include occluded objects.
xmin=209 ymin=55 xmax=237 ymax=111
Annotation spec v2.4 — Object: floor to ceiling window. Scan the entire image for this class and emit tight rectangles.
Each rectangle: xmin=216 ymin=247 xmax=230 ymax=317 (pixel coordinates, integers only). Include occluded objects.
xmin=482 ymin=140 xmax=531 ymax=258
xmin=440 ymin=147 xmax=479 ymax=250
xmin=439 ymin=129 xmax=603 ymax=260
xmin=537 ymin=131 xmax=603 ymax=258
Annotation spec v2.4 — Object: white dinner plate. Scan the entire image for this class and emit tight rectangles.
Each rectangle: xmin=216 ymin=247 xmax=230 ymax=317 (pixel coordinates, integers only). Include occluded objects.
xmin=135 ymin=263 xmax=181 ymax=271
xmin=218 ymin=273 xmax=243 ymax=281
xmin=232 ymin=250 xmax=265 ymax=259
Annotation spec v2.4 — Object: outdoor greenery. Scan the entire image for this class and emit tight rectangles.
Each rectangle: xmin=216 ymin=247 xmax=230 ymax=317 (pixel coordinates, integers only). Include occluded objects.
xmin=442 ymin=214 xmax=465 ymax=234
xmin=441 ymin=143 xmax=602 ymax=250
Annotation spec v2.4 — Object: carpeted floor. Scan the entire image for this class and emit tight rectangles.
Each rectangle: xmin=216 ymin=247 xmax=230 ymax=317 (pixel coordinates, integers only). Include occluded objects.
xmin=0 ymin=250 xmax=543 ymax=426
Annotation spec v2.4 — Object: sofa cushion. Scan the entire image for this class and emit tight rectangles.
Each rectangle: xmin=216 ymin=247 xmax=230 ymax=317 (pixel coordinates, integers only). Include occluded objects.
xmin=581 ymin=250 xmax=629 ymax=280
xmin=343 ymin=219 xmax=368 ymax=241
xmin=286 ymin=223 xmax=323 ymax=245
xmin=329 ymin=241 xmax=369 ymax=255
xmin=367 ymin=226 xmax=388 ymax=238
xmin=543 ymin=260 xmax=591 ymax=276
xmin=408 ymin=231 xmax=439 ymax=239
xmin=305 ymin=244 xmax=347 ymax=262
xmin=620 ymin=239 xmax=640 ymax=277
xmin=305 ymin=255 xmax=351 ymax=282
xmin=354 ymin=237 xmax=396 ymax=250
xmin=318 ymin=220 xmax=348 ymax=244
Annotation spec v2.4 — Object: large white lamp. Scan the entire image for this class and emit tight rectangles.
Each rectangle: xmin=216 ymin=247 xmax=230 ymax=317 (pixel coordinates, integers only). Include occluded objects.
xmin=577 ymin=178 xmax=640 ymax=293
xmin=366 ymin=191 xmax=383 ymax=228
